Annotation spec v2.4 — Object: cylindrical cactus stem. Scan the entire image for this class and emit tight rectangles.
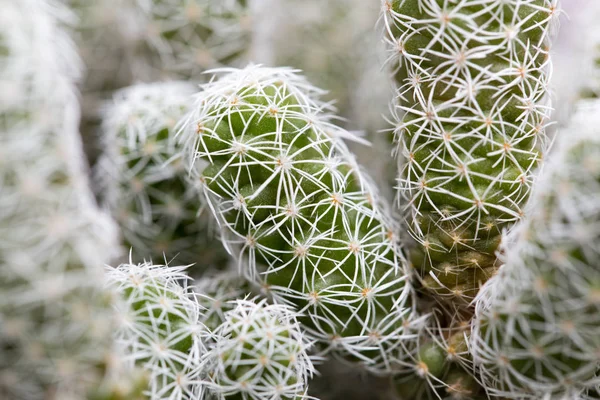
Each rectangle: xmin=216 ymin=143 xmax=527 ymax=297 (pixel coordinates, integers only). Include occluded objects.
xmin=96 ymin=82 xmax=228 ymax=272
xmin=106 ymin=261 xmax=209 ymax=400
xmin=380 ymin=0 xmax=560 ymax=309
xmin=470 ymin=100 xmax=600 ymax=398
xmin=206 ymin=298 xmax=315 ymax=400
xmin=0 ymin=1 xmax=140 ymax=398
xmin=177 ymin=65 xmax=425 ymax=373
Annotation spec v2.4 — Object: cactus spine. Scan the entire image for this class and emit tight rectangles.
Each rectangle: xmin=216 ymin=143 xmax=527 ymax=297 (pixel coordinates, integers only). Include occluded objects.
xmin=206 ymin=298 xmax=315 ymax=400
xmin=470 ymin=100 xmax=600 ymax=399
xmin=96 ymin=82 xmax=228 ymax=270
xmin=381 ymin=0 xmax=559 ymax=308
xmin=0 ymin=1 xmax=140 ymax=398
xmin=178 ymin=65 xmax=424 ymax=373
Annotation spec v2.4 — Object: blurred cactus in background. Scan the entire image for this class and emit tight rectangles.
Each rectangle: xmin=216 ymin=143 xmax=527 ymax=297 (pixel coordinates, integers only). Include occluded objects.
xmin=67 ymin=0 xmax=253 ymax=168
xmin=381 ymin=0 xmax=559 ymax=312
xmin=470 ymin=100 xmax=600 ymax=399
xmin=6 ymin=1 xmax=600 ymax=400
xmin=96 ymin=81 xmax=228 ymax=271
xmin=0 ymin=1 xmax=138 ymax=398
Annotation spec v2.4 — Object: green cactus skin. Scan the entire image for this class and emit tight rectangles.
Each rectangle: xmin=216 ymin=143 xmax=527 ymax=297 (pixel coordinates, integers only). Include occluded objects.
xmin=381 ymin=0 xmax=559 ymax=309
xmin=470 ymin=100 xmax=600 ymax=399
xmin=0 ymin=1 xmax=143 ymax=398
xmin=96 ymin=82 xmax=228 ymax=272
xmin=207 ymin=298 xmax=315 ymax=400
xmin=106 ymin=262 xmax=208 ymax=400
xmin=178 ymin=65 xmax=425 ymax=374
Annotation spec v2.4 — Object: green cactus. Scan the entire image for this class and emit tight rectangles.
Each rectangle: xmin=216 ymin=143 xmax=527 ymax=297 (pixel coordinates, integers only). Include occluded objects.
xmin=177 ymin=65 xmax=424 ymax=373
xmin=96 ymin=81 xmax=228 ymax=272
xmin=254 ymin=0 xmax=396 ymax=200
xmin=470 ymin=100 xmax=600 ymax=398
xmin=381 ymin=0 xmax=559 ymax=309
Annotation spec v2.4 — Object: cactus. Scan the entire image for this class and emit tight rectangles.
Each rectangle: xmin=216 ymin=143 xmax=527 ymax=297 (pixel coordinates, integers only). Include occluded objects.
xmin=470 ymin=100 xmax=600 ymax=398
xmin=96 ymin=81 xmax=228 ymax=271
xmin=70 ymin=0 xmax=252 ymax=89
xmin=380 ymin=0 xmax=560 ymax=309
xmin=106 ymin=261 xmax=209 ymax=400
xmin=206 ymin=298 xmax=315 ymax=400
xmin=177 ymin=65 xmax=424 ymax=373
xmin=0 ymin=1 xmax=142 ymax=398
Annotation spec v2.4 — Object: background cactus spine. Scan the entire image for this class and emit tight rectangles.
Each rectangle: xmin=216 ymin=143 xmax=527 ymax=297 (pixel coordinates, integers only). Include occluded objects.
xmin=0 ymin=1 xmax=140 ymax=398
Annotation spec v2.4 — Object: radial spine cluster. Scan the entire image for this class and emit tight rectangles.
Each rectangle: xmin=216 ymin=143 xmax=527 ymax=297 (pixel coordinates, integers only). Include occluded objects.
xmin=178 ymin=65 xmax=424 ymax=373
xmin=0 ymin=1 xmax=131 ymax=398
xmin=470 ymin=100 xmax=600 ymax=399
xmin=381 ymin=0 xmax=559 ymax=307
xmin=96 ymin=81 xmax=227 ymax=269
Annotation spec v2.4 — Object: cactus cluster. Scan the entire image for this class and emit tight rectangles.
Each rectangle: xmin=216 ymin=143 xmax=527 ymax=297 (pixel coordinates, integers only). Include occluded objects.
xmin=470 ymin=100 xmax=600 ymax=399
xmin=96 ymin=81 xmax=227 ymax=270
xmin=381 ymin=0 xmax=559 ymax=309
xmin=6 ymin=1 xmax=600 ymax=400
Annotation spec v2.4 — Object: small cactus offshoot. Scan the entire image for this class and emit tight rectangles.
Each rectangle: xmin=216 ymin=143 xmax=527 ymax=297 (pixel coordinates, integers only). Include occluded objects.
xmin=106 ymin=261 xmax=209 ymax=400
